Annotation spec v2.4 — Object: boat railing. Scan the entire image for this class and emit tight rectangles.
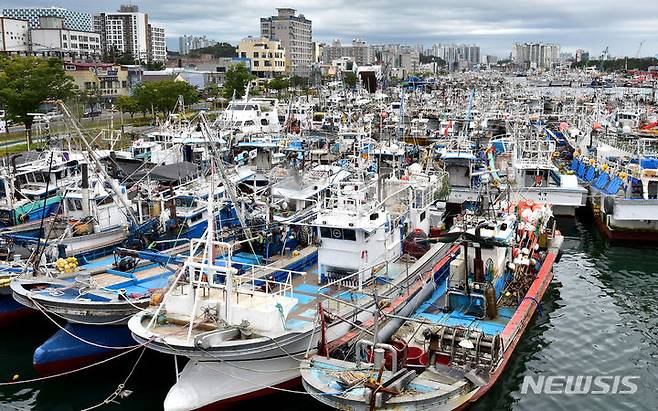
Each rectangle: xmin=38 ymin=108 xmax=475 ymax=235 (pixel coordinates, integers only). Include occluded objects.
xmin=234 ymin=262 xmax=305 ymax=297
xmin=318 ymin=260 xmax=390 ymax=310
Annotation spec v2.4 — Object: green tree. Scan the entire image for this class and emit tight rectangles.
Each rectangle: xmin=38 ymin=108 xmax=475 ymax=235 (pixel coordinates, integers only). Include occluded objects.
xmin=78 ymin=86 xmax=102 ymax=111
xmin=188 ymin=43 xmax=236 ymax=58
xmin=115 ymin=95 xmax=139 ymax=118
xmin=419 ymin=55 xmax=446 ymax=66
xmin=268 ymin=77 xmax=290 ymax=95
xmin=343 ymin=72 xmax=358 ymax=89
xmin=222 ymin=63 xmax=254 ymax=99
xmin=133 ymin=80 xmax=200 ymax=116
xmin=289 ymin=75 xmax=308 ymax=88
xmin=142 ymin=60 xmax=165 ymax=71
xmin=102 ymin=46 xmax=137 ymax=65
xmin=0 ymin=56 xmax=77 ymax=144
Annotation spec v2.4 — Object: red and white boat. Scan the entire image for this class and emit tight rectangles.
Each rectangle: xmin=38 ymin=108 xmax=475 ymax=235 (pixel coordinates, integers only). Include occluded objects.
xmin=300 ymin=198 xmax=564 ymax=410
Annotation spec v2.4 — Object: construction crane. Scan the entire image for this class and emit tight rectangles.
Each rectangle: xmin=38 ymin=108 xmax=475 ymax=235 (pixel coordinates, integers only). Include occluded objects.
xmin=635 ymin=40 xmax=646 ymax=58
xmin=598 ymin=46 xmax=609 ymax=72
xmin=599 ymin=46 xmax=609 ymax=61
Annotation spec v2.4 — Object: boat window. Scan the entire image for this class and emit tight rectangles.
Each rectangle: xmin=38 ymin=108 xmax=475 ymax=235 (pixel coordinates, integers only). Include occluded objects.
xmin=175 ymin=197 xmax=196 ymax=208
xmin=261 ymin=119 xmax=269 ymax=126
xmin=244 ymin=120 xmax=255 ymax=126
xmin=319 ymin=227 xmax=356 ymax=241
xmin=343 ymin=229 xmax=356 ymax=241
xmin=96 ymin=196 xmax=114 ymax=206
xmin=420 ymin=211 xmax=426 ymax=222
xmin=67 ymin=198 xmax=82 ymax=211
xmin=320 ymin=227 xmax=332 ymax=238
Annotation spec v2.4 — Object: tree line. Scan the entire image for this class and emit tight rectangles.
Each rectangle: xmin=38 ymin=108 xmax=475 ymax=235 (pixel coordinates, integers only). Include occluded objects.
xmin=0 ymin=55 xmax=360 ymax=138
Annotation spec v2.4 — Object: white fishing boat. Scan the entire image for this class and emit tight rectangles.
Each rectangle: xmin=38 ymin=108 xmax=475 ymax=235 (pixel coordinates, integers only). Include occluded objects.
xmin=506 ymin=132 xmax=586 ymax=216
xmin=128 ymin=166 xmax=451 ymax=410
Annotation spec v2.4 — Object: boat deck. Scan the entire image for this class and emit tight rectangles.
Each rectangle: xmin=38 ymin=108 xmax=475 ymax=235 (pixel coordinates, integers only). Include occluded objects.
xmin=143 ymin=247 xmax=448 ymax=342
xmin=410 ymin=282 xmax=515 ymax=336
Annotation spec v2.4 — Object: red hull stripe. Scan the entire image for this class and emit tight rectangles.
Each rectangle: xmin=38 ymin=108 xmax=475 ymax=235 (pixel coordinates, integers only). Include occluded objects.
xmin=33 ymin=351 xmax=128 ymax=377
xmin=0 ymin=307 xmax=35 ymax=327
xmin=467 ymin=251 xmax=557 ymax=405
xmin=595 ymin=216 xmax=658 ymax=241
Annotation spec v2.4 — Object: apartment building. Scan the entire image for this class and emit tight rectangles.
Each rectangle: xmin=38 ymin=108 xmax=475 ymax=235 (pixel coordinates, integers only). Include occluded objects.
xmin=260 ymin=8 xmax=312 ymax=76
xmin=93 ymin=5 xmax=166 ymax=63
xmin=512 ymin=42 xmax=560 ymax=69
xmin=321 ymin=38 xmax=374 ymax=65
xmin=237 ymin=36 xmax=286 ymax=78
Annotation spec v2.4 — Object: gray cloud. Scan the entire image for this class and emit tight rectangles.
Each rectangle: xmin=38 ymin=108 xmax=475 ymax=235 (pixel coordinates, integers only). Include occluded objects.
xmin=4 ymin=1 xmax=658 ymax=57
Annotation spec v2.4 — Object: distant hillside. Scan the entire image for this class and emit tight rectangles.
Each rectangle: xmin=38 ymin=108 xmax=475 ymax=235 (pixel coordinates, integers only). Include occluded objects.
xmin=188 ymin=43 xmax=236 ymax=58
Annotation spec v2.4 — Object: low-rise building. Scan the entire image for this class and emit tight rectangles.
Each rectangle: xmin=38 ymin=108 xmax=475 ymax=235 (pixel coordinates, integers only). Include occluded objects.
xmin=166 ymin=55 xmax=252 ymax=84
xmin=237 ymin=37 xmax=285 ymax=78
xmin=64 ymin=62 xmax=129 ymax=106
xmin=0 ymin=17 xmax=29 ymax=53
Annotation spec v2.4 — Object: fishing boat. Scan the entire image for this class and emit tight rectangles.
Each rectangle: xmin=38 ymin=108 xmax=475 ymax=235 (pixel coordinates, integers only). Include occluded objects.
xmin=300 ymin=197 xmax=564 ymax=410
xmin=10 ymin=246 xmax=182 ymax=375
xmin=0 ymin=151 xmax=85 ymax=231
xmin=505 ymin=130 xmax=586 ymax=216
xmin=437 ymin=137 xmax=486 ymax=207
xmin=572 ymin=138 xmax=658 ymax=241
xmin=128 ymin=166 xmax=450 ymax=410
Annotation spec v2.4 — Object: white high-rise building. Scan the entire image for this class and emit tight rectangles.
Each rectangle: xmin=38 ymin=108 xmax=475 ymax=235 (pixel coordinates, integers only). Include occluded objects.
xmin=178 ymin=35 xmax=218 ymax=55
xmin=431 ymin=43 xmax=480 ymax=68
xmin=148 ymin=25 xmax=166 ymax=62
xmin=93 ymin=5 xmax=166 ymax=62
xmin=31 ymin=17 xmax=101 ymax=60
xmin=261 ymin=8 xmax=312 ymax=76
xmin=512 ymin=43 xmax=560 ymax=69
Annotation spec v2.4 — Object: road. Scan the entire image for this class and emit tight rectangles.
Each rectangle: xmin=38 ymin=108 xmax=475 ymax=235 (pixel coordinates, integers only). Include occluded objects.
xmin=4 ymin=110 xmax=121 ymax=134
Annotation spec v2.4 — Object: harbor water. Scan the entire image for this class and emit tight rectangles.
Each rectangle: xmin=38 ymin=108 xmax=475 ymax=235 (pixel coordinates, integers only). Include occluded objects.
xmin=1 ymin=214 xmax=656 ymax=410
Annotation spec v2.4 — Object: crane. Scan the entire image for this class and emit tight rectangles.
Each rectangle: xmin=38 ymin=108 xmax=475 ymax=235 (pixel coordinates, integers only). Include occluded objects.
xmin=599 ymin=46 xmax=609 ymax=61
xmin=635 ymin=40 xmax=645 ymax=58
xmin=598 ymin=46 xmax=609 ymax=72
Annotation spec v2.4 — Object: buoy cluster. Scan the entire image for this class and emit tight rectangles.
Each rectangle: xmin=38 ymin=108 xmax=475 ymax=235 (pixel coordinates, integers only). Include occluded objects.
xmin=55 ymin=257 xmax=79 ymax=273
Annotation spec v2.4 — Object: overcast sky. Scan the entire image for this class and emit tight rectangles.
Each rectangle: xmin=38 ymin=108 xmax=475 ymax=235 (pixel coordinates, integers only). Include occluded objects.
xmin=4 ymin=1 xmax=658 ymax=58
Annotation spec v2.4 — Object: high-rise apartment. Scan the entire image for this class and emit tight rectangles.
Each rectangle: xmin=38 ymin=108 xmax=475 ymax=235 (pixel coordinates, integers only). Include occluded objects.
xmin=512 ymin=43 xmax=560 ymax=69
xmin=260 ymin=8 xmax=312 ymax=76
xmin=178 ymin=35 xmax=218 ymax=55
xmin=93 ymin=5 xmax=166 ymax=62
xmin=321 ymin=39 xmax=374 ymax=65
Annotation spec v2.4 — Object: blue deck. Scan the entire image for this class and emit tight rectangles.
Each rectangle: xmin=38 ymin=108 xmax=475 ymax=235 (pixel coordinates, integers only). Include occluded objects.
xmin=413 ymin=281 xmax=515 ymax=336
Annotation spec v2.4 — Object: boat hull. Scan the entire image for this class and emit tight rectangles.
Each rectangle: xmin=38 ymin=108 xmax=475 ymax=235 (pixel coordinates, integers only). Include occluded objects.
xmin=165 ymin=357 xmax=302 ymax=411
xmin=0 ymin=293 xmax=34 ymax=327
xmin=11 ymin=279 xmax=151 ymax=325
xmin=33 ymin=323 xmax=135 ymax=376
